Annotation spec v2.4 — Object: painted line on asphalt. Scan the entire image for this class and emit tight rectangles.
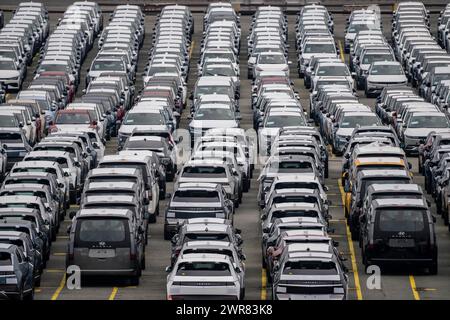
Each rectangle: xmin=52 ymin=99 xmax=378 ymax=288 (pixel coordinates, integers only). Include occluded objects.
xmin=409 ymin=275 xmax=420 ymax=300
xmin=261 ymin=268 xmax=267 ymax=300
xmin=338 ymin=179 xmax=363 ymax=300
xmin=109 ymin=287 xmax=119 ymax=300
xmin=338 ymin=40 xmax=345 ymax=62
xmin=51 ymin=274 xmax=66 ymax=300
xmin=189 ymin=40 xmax=195 ymax=59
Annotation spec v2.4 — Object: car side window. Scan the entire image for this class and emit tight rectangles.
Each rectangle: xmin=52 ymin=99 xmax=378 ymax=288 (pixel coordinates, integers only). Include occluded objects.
xmin=16 ymin=249 xmax=24 ymax=263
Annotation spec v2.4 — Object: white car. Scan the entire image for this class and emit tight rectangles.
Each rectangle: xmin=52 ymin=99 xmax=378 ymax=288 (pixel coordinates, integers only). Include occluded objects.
xmin=166 ymin=253 xmax=243 ymax=300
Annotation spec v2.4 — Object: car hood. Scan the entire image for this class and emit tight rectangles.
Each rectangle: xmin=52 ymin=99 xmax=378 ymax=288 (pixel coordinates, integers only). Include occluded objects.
xmin=119 ymin=124 xmax=168 ymax=135
xmin=336 ymin=128 xmax=355 ymax=137
xmin=259 ymin=127 xmax=280 ymax=137
xmin=404 ymin=127 xmax=450 ymax=138
xmin=0 ymin=265 xmax=14 ymax=272
xmin=0 ymin=70 xmax=20 ymax=79
xmin=367 ymin=74 xmax=407 ymax=82
xmin=190 ymin=120 xmax=238 ymax=129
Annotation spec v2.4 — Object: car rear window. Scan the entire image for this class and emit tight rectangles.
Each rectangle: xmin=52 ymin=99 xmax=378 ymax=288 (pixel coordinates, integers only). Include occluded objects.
xmin=173 ymin=190 xmax=220 ymax=202
xmin=376 ymin=209 xmax=425 ymax=232
xmin=76 ymin=218 xmax=129 ymax=245
xmin=0 ymin=252 xmax=12 ymax=266
xmin=182 ymin=166 xmax=226 ymax=178
xmin=283 ymin=260 xmax=337 ymax=275
xmin=176 ymin=262 xmax=231 ymax=276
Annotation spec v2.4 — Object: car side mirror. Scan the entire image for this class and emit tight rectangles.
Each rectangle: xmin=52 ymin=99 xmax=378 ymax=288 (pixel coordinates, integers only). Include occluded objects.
xmin=171 ymin=235 xmax=178 ymax=245
xmin=165 ymin=266 xmax=172 ymax=273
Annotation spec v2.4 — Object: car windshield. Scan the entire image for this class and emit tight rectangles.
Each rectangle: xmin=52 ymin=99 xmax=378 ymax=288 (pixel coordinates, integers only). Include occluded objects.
xmin=26 ymin=156 xmax=68 ymax=168
xmin=38 ymin=65 xmax=67 ymax=72
xmin=340 ymin=115 xmax=380 ymax=128
xmin=203 ymin=66 xmax=235 ymax=77
xmin=0 ymin=132 xmax=22 ymax=142
xmin=56 ymin=113 xmax=91 ymax=124
xmin=370 ymin=64 xmax=404 ymax=75
xmin=348 ymin=23 xmax=375 ymax=33
xmin=92 ymin=60 xmax=124 ymax=71
xmin=283 ymin=260 xmax=337 ymax=275
xmin=176 ymin=261 xmax=231 ymax=276
xmin=123 ymin=113 xmax=164 ymax=125
xmin=173 ymin=190 xmax=220 ymax=202
xmin=148 ymin=66 xmax=177 ymax=75
xmin=182 ymin=166 xmax=227 ymax=178
xmin=259 ymin=55 xmax=285 ymax=64
xmin=0 ymin=252 xmax=12 ymax=266
xmin=0 ymin=60 xmax=15 ymax=70
xmin=376 ymin=209 xmax=425 ymax=232
xmin=272 ymin=210 xmax=319 ymax=219
xmin=0 ymin=51 xmax=16 ymax=60
xmin=317 ymin=65 xmax=349 ymax=76
xmin=184 ymin=233 xmax=230 ymax=241
xmin=76 ymin=218 xmax=128 ymax=243
xmin=194 ymin=108 xmax=235 ymax=120
xmin=0 ymin=115 xmax=17 ymax=127
xmin=363 ymin=54 xmax=394 ymax=64
xmin=304 ymin=43 xmax=335 ymax=54
xmin=265 ymin=115 xmax=306 ymax=128
xmin=196 ymin=86 xmax=230 ymax=96
xmin=408 ymin=115 xmax=450 ymax=128
xmin=268 ymin=161 xmax=314 ymax=173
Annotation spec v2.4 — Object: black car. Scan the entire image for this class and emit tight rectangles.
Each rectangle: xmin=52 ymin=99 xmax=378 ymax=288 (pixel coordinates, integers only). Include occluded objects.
xmin=360 ymin=198 xmax=438 ymax=274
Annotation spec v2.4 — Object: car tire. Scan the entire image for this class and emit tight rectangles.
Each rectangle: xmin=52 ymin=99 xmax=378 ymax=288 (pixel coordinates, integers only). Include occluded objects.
xmin=429 ymin=262 xmax=438 ymax=275
xmin=149 ymin=213 xmax=156 ymax=224
xmin=234 ymin=199 xmax=239 ymax=209
xmin=164 ymin=229 xmax=171 ymax=241
xmin=35 ymin=276 xmax=41 ymax=288
xmin=129 ymin=276 xmax=140 ymax=286
xmin=141 ymin=255 xmax=146 ymax=270
xmin=240 ymin=288 xmax=245 ymax=300
xmin=24 ymin=288 xmax=34 ymax=301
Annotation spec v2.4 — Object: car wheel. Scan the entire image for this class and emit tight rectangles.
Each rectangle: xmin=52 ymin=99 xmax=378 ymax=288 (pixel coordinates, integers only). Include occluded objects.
xmin=240 ymin=288 xmax=245 ymax=300
xmin=24 ymin=288 xmax=34 ymax=301
xmin=429 ymin=262 xmax=438 ymax=275
xmin=130 ymin=275 xmax=140 ymax=286
xmin=164 ymin=229 xmax=171 ymax=241
xmin=35 ymin=276 xmax=41 ymax=288
xmin=234 ymin=199 xmax=239 ymax=209
xmin=148 ymin=213 xmax=156 ymax=224
xmin=141 ymin=255 xmax=146 ymax=270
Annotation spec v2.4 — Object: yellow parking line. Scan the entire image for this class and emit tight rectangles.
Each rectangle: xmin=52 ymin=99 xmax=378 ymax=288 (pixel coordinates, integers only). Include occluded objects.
xmin=338 ymin=180 xmax=363 ymax=300
xmin=51 ymin=274 xmax=66 ymax=300
xmin=409 ymin=275 xmax=420 ymax=300
xmin=189 ymin=40 xmax=195 ymax=60
xmin=109 ymin=287 xmax=119 ymax=300
xmin=260 ymin=268 xmax=267 ymax=300
xmin=338 ymin=40 xmax=345 ymax=62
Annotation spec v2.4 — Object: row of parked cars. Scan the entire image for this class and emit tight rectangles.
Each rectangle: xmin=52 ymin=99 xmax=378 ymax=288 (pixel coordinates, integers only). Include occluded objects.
xmin=252 ymin=5 xmax=349 ymax=300
xmin=0 ymin=2 xmax=49 ymax=91
xmin=0 ymin=2 xmax=146 ymax=300
xmin=188 ymin=3 xmax=241 ymax=147
xmin=164 ymin=3 xmax=248 ymax=301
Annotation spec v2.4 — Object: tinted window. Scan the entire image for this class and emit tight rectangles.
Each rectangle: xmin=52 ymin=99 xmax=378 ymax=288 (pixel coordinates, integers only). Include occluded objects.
xmin=376 ymin=209 xmax=425 ymax=232
xmin=173 ymin=190 xmax=220 ymax=202
xmin=76 ymin=218 xmax=129 ymax=244
xmin=283 ymin=260 xmax=337 ymax=275
xmin=176 ymin=262 xmax=231 ymax=276
xmin=0 ymin=252 xmax=12 ymax=266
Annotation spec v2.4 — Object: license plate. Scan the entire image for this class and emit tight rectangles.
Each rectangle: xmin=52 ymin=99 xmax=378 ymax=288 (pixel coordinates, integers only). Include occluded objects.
xmin=389 ymin=238 xmax=415 ymax=248
xmin=88 ymin=249 xmax=116 ymax=258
